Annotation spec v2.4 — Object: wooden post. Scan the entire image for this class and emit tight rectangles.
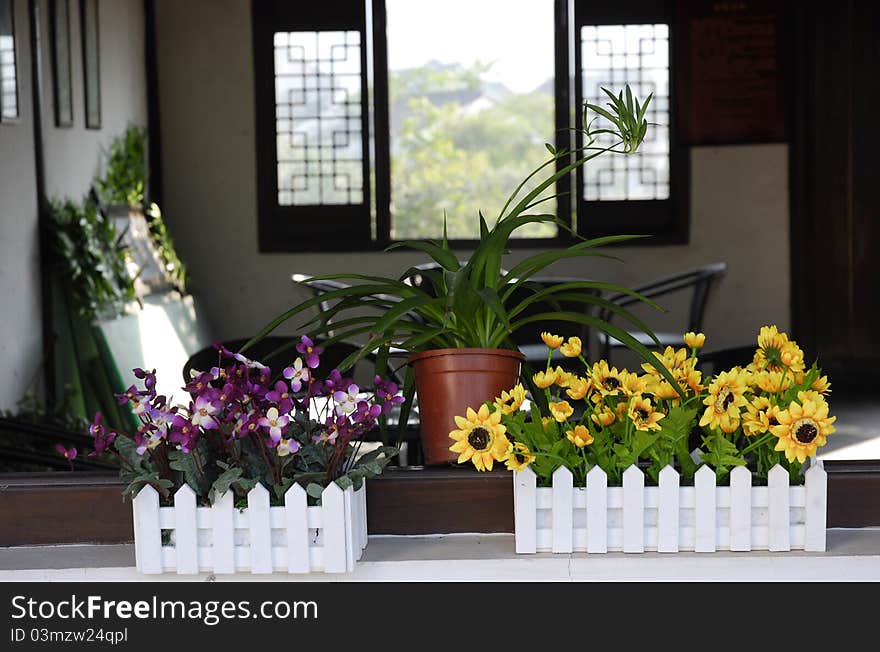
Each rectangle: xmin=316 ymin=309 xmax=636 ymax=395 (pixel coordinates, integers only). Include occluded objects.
xmin=694 ymin=466 xmax=716 ymax=552
xmin=132 ymin=485 xmax=162 ymax=574
xmin=247 ymin=484 xmax=272 ymax=574
xmin=804 ymin=459 xmax=827 ymax=552
xmin=321 ymin=483 xmax=347 ymax=572
xmin=586 ymin=466 xmax=607 ymax=553
xmin=211 ymin=489 xmax=235 ymax=574
xmin=173 ymin=485 xmax=198 ymax=574
xmin=622 ymin=465 xmax=645 ymax=553
xmin=768 ymin=464 xmax=791 ymax=551
xmin=513 ymin=468 xmax=537 ymax=553
xmin=551 ymin=466 xmax=573 ymax=553
xmin=657 ymin=465 xmax=679 ymax=553
xmin=284 ymin=483 xmax=310 ymax=573
xmin=729 ymin=466 xmax=752 ymax=551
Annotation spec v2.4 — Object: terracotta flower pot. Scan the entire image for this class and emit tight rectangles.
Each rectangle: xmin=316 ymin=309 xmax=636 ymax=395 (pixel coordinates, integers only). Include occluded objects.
xmin=407 ymin=347 xmax=525 ymax=466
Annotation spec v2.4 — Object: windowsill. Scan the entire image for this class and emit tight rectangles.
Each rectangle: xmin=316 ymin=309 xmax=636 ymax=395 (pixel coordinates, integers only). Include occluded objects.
xmin=2 ymin=529 xmax=879 ymax=581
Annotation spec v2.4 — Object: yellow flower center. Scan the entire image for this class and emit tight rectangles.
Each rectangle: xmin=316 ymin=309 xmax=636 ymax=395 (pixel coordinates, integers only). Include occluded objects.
xmin=199 ymin=408 xmax=208 ymax=416
xmin=793 ymin=418 xmax=819 ymax=444
xmin=467 ymin=427 xmax=490 ymax=451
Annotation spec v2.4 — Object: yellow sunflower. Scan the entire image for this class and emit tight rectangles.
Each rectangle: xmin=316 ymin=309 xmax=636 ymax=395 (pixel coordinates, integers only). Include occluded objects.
xmin=566 ymin=424 xmax=594 ymax=448
xmin=642 ymin=346 xmax=688 ymax=376
xmin=699 ymin=369 xmax=749 ymax=431
xmin=684 ymin=332 xmax=706 ymax=349
xmin=449 ymin=404 xmax=510 ymax=471
xmin=770 ymin=392 xmax=836 ymax=463
xmin=753 ymin=325 xmax=805 ymax=373
xmin=754 ymin=370 xmax=792 ymax=394
xmin=591 ymin=405 xmax=616 ymax=428
xmin=628 ymin=397 xmax=665 ymax=431
xmin=549 ymin=400 xmax=574 ymax=422
xmin=533 ymin=368 xmax=558 ymax=389
xmin=560 ymin=336 xmax=582 ymax=358
xmin=505 ymin=442 xmax=536 ymax=471
xmin=541 ymin=332 xmax=564 ymax=349
xmin=646 ymin=376 xmax=681 ymax=401
xmin=565 ymin=375 xmax=591 ymax=400
xmin=811 ymin=374 xmax=831 ymax=395
xmin=494 ymin=384 xmax=527 ymax=416
xmin=621 ymin=372 xmax=648 ymax=397
xmin=554 ymin=367 xmax=573 ymax=388
xmin=742 ymin=396 xmax=782 ymax=436
xmin=590 ymin=360 xmax=626 ymax=397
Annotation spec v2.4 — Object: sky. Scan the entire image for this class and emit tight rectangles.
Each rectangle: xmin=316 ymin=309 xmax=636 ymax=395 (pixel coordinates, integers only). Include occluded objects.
xmin=385 ymin=0 xmax=555 ymax=94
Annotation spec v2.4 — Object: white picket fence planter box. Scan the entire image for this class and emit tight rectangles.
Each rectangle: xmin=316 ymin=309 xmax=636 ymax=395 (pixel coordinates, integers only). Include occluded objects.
xmin=132 ymin=481 xmax=368 ymax=574
xmin=514 ymin=462 xmax=827 ymax=554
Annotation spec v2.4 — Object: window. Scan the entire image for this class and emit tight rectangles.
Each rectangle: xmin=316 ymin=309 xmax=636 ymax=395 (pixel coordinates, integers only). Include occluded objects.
xmin=253 ymin=0 xmax=688 ymax=251
xmin=0 ymin=0 xmax=18 ymax=121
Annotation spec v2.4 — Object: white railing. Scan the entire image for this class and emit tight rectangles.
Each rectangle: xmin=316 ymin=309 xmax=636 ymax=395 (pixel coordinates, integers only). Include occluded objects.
xmin=132 ymin=482 xmax=368 ymax=574
xmin=513 ymin=462 xmax=827 ymax=553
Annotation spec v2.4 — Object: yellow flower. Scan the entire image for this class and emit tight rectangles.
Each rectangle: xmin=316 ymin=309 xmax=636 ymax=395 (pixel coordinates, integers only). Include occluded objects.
xmin=679 ymin=366 xmax=704 ymax=394
xmin=591 ymin=405 xmax=616 ymax=428
xmin=742 ymin=396 xmax=782 ymax=436
xmin=646 ymin=377 xmax=680 ymax=401
xmin=533 ymin=368 xmax=557 ymax=389
xmin=554 ymin=367 xmax=573 ymax=388
xmin=549 ymin=400 xmax=574 ymax=422
xmin=779 ymin=341 xmax=805 ymax=372
xmin=642 ymin=346 xmax=688 ymax=376
xmin=811 ymin=374 xmax=831 ymax=395
xmin=494 ymin=384 xmax=527 ymax=416
xmin=566 ymin=424 xmax=594 ymax=448
xmin=449 ymin=404 xmax=510 ymax=471
xmin=621 ymin=372 xmax=648 ymax=397
xmin=560 ymin=336 xmax=582 ymax=358
xmin=684 ymin=332 xmax=706 ymax=349
xmin=505 ymin=442 xmax=536 ymax=471
xmin=590 ymin=360 xmax=625 ymax=397
xmin=754 ymin=370 xmax=792 ymax=394
xmin=541 ymin=332 xmax=564 ymax=349
xmin=752 ymin=325 xmax=805 ymax=373
xmin=771 ymin=392 xmax=836 ymax=463
xmin=699 ymin=369 xmax=749 ymax=431
xmin=566 ymin=376 xmax=591 ymax=400
xmin=628 ymin=397 xmax=665 ymax=431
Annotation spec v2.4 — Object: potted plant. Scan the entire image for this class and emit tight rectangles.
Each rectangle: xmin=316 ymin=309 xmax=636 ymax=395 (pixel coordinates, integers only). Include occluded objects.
xmin=245 ymin=85 xmax=684 ymax=465
xmin=73 ymin=338 xmax=401 ymax=574
xmin=450 ymin=326 xmax=833 ymax=553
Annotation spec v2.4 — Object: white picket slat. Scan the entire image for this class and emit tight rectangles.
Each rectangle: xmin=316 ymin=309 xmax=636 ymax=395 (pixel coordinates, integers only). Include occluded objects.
xmin=132 ymin=485 xmax=162 ymax=574
xmin=211 ymin=490 xmax=235 ymax=573
xmin=360 ymin=483 xmax=369 ymax=550
xmin=729 ymin=466 xmax=752 ymax=551
xmin=804 ymin=460 xmax=827 ymax=552
xmin=247 ymin=484 xmax=272 ymax=574
xmin=321 ymin=483 xmax=347 ymax=572
xmin=513 ymin=468 xmax=537 ymax=553
xmin=173 ymin=485 xmax=198 ymax=574
xmin=622 ymin=465 xmax=645 ymax=553
xmin=694 ymin=466 xmax=716 ymax=552
xmin=586 ymin=466 xmax=607 ymax=553
xmin=284 ymin=483 xmax=310 ymax=573
xmin=343 ymin=486 xmax=355 ymax=572
xmin=657 ymin=465 xmax=679 ymax=553
xmin=768 ymin=465 xmax=791 ymax=551
xmin=551 ymin=466 xmax=574 ymax=553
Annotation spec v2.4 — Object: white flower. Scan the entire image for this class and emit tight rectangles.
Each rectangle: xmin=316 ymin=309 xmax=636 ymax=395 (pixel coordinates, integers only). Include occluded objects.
xmin=333 ymin=385 xmax=359 ymax=416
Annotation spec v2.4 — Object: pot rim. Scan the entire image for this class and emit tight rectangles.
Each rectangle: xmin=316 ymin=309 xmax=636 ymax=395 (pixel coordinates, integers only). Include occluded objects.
xmin=406 ymin=347 xmax=526 ymax=365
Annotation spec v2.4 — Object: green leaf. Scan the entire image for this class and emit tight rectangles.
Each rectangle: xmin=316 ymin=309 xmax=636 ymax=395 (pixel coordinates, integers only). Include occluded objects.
xmin=305 ymin=482 xmax=324 ymax=499
xmin=208 ymin=466 xmax=243 ymax=504
xmin=386 ymin=239 xmax=460 ymax=271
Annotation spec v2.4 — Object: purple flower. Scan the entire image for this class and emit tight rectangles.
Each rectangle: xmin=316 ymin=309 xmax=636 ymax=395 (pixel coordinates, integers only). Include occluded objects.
xmin=296 ymin=336 xmax=323 ymax=369
xmin=282 ymin=358 xmax=310 ymax=392
xmin=276 ymin=438 xmax=301 ymax=457
xmin=88 ymin=412 xmax=117 ymax=456
xmin=184 ymin=371 xmax=214 ymax=396
xmin=232 ymin=410 xmax=261 ymax=440
xmin=115 ymin=385 xmax=142 ymax=405
xmin=132 ymin=368 xmax=157 ymax=395
xmin=265 ymin=380 xmax=295 ymax=414
xmin=190 ymin=395 xmax=219 ymax=430
xmin=374 ymin=377 xmax=405 ymax=414
xmin=168 ymin=415 xmax=198 ymax=453
xmin=353 ymin=400 xmax=382 ymax=423
xmin=313 ymin=415 xmax=349 ymax=444
xmin=333 ymin=384 xmax=359 ymax=416
xmin=55 ymin=443 xmax=77 ymax=461
xmin=258 ymin=407 xmax=289 ymax=444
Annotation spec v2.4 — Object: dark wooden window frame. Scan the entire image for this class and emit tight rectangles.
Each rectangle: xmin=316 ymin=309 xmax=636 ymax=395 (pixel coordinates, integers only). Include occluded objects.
xmin=252 ymin=0 xmax=689 ymax=252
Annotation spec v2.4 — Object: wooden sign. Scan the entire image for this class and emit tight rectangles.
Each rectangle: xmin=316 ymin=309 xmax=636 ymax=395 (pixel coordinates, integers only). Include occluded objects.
xmin=676 ymin=0 xmax=786 ymax=145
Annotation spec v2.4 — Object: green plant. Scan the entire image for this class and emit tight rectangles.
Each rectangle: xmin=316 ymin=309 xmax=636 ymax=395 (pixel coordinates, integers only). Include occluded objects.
xmin=49 ymin=197 xmax=136 ymax=320
xmin=94 ymin=124 xmax=147 ymax=206
xmin=244 ymin=86 xmax=683 ymax=428
xmin=145 ymin=202 xmax=187 ymax=294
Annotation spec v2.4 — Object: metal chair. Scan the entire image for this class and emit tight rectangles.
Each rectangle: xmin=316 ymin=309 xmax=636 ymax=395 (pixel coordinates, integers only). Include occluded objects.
xmin=596 ymin=262 xmax=728 ymax=362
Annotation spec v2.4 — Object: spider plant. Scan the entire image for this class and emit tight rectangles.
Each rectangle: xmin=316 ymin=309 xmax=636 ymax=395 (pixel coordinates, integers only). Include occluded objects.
xmin=244 ymin=86 xmax=684 ymax=429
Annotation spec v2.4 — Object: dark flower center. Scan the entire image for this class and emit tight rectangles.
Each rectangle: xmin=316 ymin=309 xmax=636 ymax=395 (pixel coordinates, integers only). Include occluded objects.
xmin=635 ymin=409 xmax=649 ymax=422
xmin=795 ymin=421 xmax=818 ymax=444
xmin=769 ymin=416 xmax=779 ymax=426
xmin=715 ymin=387 xmax=735 ymax=413
xmin=603 ymin=376 xmax=621 ymax=391
xmin=468 ymin=427 xmax=490 ymax=450
xmin=515 ymin=453 xmax=525 ymax=464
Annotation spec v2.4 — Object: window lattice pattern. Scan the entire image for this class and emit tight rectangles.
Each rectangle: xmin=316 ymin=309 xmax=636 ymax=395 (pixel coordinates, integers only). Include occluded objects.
xmin=0 ymin=34 xmax=17 ymax=119
xmin=274 ymin=31 xmax=364 ymax=206
xmin=581 ymin=24 xmax=669 ymax=201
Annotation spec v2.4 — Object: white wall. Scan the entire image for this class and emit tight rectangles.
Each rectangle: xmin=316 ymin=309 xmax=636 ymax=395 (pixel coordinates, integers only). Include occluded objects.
xmin=154 ymin=0 xmax=790 ymax=359
xmin=0 ymin=0 xmax=41 ymax=409
xmin=0 ymin=0 xmax=146 ymax=410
